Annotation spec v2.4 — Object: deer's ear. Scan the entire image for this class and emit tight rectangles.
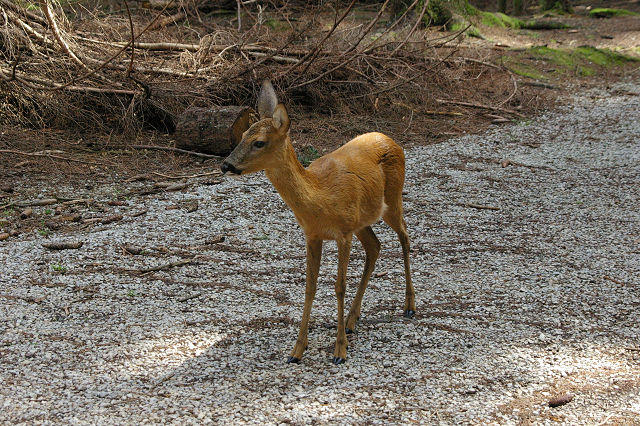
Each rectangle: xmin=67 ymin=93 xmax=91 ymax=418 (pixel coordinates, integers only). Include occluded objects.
xmin=272 ymin=103 xmax=290 ymax=133
xmin=257 ymin=80 xmax=278 ymax=119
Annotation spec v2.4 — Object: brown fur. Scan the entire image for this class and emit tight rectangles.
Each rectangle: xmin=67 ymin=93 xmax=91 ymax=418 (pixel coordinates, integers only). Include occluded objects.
xmin=222 ymin=81 xmax=415 ymax=364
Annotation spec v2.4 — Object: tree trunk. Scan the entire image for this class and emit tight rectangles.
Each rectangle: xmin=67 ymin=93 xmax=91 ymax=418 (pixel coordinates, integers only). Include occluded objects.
xmin=541 ymin=0 xmax=572 ymax=12
xmin=174 ymin=106 xmax=257 ymax=156
xmin=513 ymin=0 xmax=523 ymax=15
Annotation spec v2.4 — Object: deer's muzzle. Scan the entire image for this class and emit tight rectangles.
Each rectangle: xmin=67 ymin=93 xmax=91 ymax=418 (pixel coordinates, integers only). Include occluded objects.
xmin=221 ymin=161 xmax=242 ymax=175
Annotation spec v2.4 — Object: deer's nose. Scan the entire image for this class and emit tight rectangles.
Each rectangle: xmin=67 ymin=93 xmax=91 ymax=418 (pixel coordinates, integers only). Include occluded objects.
xmin=221 ymin=161 xmax=242 ymax=175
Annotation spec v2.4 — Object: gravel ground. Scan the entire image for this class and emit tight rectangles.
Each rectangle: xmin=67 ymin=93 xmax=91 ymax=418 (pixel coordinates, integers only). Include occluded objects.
xmin=1 ymin=82 xmax=639 ymax=424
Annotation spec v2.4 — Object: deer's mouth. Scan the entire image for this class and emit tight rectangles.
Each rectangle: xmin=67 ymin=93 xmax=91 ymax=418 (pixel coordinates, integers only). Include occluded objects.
xmin=221 ymin=161 xmax=243 ymax=175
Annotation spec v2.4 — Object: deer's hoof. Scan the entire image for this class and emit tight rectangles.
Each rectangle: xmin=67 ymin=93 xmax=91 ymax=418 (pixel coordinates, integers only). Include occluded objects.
xmin=403 ymin=310 xmax=416 ymax=319
xmin=345 ymin=327 xmax=354 ymax=334
xmin=331 ymin=357 xmax=346 ymax=365
xmin=286 ymin=356 xmax=300 ymax=364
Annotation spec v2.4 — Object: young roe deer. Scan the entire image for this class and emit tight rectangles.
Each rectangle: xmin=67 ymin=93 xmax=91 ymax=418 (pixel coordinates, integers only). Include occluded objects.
xmin=221 ymin=80 xmax=415 ymax=364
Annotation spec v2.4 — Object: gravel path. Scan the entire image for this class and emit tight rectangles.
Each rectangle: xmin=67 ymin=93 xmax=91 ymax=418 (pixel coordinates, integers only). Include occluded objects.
xmin=1 ymin=83 xmax=639 ymax=424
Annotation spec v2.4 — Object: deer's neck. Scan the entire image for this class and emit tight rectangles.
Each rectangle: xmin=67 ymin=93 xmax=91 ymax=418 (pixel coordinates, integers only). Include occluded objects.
xmin=265 ymin=139 xmax=316 ymax=216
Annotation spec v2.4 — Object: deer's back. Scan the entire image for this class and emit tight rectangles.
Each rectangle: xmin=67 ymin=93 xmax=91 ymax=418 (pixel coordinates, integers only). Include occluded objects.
xmin=302 ymin=132 xmax=404 ymax=238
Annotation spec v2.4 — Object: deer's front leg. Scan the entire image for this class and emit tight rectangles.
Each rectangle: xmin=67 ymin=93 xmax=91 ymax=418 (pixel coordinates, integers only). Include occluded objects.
xmin=333 ymin=235 xmax=352 ymax=364
xmin=288 ymin=238 xmax=322 ymax=364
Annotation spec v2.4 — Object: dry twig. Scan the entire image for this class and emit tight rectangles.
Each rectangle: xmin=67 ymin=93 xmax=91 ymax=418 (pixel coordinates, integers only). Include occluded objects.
xmin=131 ymin=145 xmax=224 ymax=159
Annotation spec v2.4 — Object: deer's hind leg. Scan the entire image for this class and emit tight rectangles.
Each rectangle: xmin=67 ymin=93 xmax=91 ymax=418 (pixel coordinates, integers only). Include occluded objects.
xmin=383 ymin=205 xmax=416 ymax=318
xmin=346 ymin=226 xmax=381 ymax=334
xmin=332 ymin=235 xmax=352 ymax=364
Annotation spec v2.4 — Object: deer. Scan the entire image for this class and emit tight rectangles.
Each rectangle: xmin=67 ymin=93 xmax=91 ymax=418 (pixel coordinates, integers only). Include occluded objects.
xmin=221 ymin=80 xmax=415 ymax=364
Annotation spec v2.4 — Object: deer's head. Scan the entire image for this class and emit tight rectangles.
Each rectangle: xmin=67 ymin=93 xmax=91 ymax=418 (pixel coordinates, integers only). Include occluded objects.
xmin=221 ymin=80 xmax=290 ymax=175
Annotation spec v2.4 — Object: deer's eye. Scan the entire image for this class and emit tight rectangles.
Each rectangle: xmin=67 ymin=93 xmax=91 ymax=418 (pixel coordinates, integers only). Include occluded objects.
xmin=253 ymin=140 xmax=266 ymax=148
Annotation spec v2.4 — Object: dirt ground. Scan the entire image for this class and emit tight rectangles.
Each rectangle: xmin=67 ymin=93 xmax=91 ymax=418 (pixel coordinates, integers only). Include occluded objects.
xmin=1 ymin=78 xmax=639 ymax=424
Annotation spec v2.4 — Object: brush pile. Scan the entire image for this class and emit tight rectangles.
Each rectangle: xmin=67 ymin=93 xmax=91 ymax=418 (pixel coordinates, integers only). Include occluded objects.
xmin=0 ymin=0 xmax=521 ymax=136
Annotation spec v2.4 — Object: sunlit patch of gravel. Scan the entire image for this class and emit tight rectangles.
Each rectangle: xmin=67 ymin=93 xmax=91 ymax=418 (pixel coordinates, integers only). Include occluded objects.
xmin=1 ymin=81 xmax=639 ymax=424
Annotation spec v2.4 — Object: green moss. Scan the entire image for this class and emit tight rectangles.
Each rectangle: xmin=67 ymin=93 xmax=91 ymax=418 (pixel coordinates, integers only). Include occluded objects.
xmin=264 ymin=18 xmax=288 ymax=31
xmin=15 ymin=1 xmax=39 ymax=10
xmin=510 ymin=65 xmax=548 ymax=80
xmin=466 ymin=26 xmax=483 ymax=38
xmin=503 ymin=46 xmax=638 ymax=81
xmin=589 ymin=8 xmax=639 ymax=18
xmin=575 ymin=46 xmax=639 ymax=65
xmin=528 ymin=46 xmax=575 ymax=66
xmin=422 ymin=0 xmax=454 ymax=26
xmin=501 ymin=57 xmax=548 ymax=80
xmin=578 ymin=66 xmax=595 ymax=76
xmin=526 ymin=46 xmax=637 ymax=69
xmin=471 ymin=10 xmax=568 ymax=30
xmin=449 ymin=20 xmax=483 ymax=37
xmin=482 ymin=11 xmax=523 ymax=27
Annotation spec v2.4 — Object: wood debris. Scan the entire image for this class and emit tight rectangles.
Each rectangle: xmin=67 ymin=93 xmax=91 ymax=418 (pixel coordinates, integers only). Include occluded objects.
xmin=463 ymin=203 xmax=500 ymax=211
xmin=42 ymin=241 xmax=84 ymax=250
xmin=548 ymin=393 xmax=574 ymax=408
xmin=123 ymin=244 xmax=145 ymax=255
xmin=20 ymin=207 xmax=32 ymax=219
xmin=137 ymin=258 xmax=195 ymax=274
xmin=205 ymin=235 xmax=225 ymax=244
xmin=101 ymin=214 xmax=123 ymax=224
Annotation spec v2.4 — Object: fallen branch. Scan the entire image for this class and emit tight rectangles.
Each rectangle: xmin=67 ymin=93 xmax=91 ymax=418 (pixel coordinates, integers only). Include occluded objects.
xmin=151 ymin=171 xmax=222 ymax=180
xmin=462 ymin=203 xmax=500 ymax=211
xmin=62 ymin=198 xmax=94 ymax=206
xmin=25 ymin=0 xmax=177 ymax=92
xmin=603 ymin=275 xmax=625 ymax=286
xmin=178 ymin=292 xmax=202 ymax=302
xmin=101 ymin=214 xmax=123 ymax=224
xmin=521 ymin=81 xmax=558 ymax=90
xmin=42 ymin=241 xmax=84 ymax=250
xmin=548 ymin=394 xmax=574 ymax=408
xmin=123 ymin=244 xmax=145 ymax=255
xmin=131 ymin=145 xmax=224 ymax=159
xmin=246 ymin=51 xmax=299 ymax=64
xmin=394 ymin=102 xmax=464 ymax=117
xmin=165 ymin=182 xmax=188 ymax=191
xmin=355 ymin=46 xmax=461 ymax=99
xmin=40 ymin=0 xmax=88 ymax=70
xmin=390 ymin=0 xmax=429 ymax=56
xmin=148 ymin=11 xmax=185 ymax=31
xmin=434 ymin=99 xmax=524 ymax=118
xmin=0 ymin=293 xmax=46 ymax=303
xmin=279 ymin=0 xmax=357 ymax=78
xmin=137 ymin=258 xmax=195 ymax=274
xmin=0 ymin=148 xmax=112 ymax=166
xmin=4 ymin=8 xmax=49 ymax=45
xmin=1 ymin=198 xmax=57 ymax=210
xmin=0 ymin=0 xmax=47 ymax=26
xmin=0 ymin=66 xmax=139 ymax=94
xmin=289 ymin=0 xmax=392 ymax=89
